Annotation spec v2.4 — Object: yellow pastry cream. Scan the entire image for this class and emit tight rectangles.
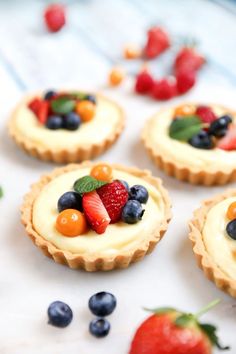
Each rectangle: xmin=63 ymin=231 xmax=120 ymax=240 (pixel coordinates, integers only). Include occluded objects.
xmin=33 ymin=168 xmax=165 ymax=256
xmin=144 ymin=105 xmax=236 ymax=173
xmin=13 ymin=95 xmax=121 ymax=151
xmin=202 ymin=197 xmax=236 ymax=281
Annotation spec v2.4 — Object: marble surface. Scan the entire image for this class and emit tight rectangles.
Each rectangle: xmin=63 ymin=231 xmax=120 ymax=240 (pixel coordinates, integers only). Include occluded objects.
xmin=0 ymin=1 xmax=236 ymax=353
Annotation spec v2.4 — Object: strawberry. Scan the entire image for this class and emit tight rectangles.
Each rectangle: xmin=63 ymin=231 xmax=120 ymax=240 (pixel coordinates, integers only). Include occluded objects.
xmin=28 ymin=98 xmax=42 ymax=115
xmin=129 ymin=300 xmax=229 ymax=354
xmin=28 ymin=97 xmax=49 ymax=124
xmin=144 ymin=27 xmax=170 ymax=59
xmin=135 ymin=70 xmax=154 ymax=94
xmin=97 ymin=181 xmax=128 ymax=223
xmin=44 ymin=4 xmax=66 ymax=33
xmin=174 ymin=47 xmax=205 ymax=74
xmin=176 ymin=69 xmax=196 ymax=94
xmin=217 ymin=124 xmax=236 ymax=151
xmin=151 ymin=78 xmax=177 ymax=100
xmin=82 ymin=191 xmax=111 ymax=234
xmin=196 ymin=106 xmax=217 ymax=124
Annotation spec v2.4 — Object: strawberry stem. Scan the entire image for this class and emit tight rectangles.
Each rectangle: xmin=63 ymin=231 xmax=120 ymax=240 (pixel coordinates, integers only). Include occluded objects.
xmin=195 ymin=299 xmax=220 ymax=319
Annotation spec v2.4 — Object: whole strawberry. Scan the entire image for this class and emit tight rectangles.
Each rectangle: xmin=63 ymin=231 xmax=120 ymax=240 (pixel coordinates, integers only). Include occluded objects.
xmin=44 ymin=4 xmax=66 ymax=33
xmin=174 ymin=47 xmax=205 ymax=74
xmin=152 ymin=78 xmax=177 ymax=100
xmin=129 ymin=300 xmax=229 ymax=354
xmin=176 ymin=70 xmax=196 ymax=94
xmin=144 ymin=27 xmax=170 ymax=59
xmin=135 ymin=70 xmax=154 ymax=94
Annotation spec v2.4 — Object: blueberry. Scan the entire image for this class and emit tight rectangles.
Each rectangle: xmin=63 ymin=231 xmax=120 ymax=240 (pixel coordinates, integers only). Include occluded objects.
xmin=47 ymin=301 xmax=73 ymax=328
xmin=89 ymin=292 xmax=116 ymax=317
xmin=209 ymin=116 xmax=232 ymax=137
xmin=89 ymin=318 xmax=110 ymax=338
xmin=122 ymin=200 xmax=144 ymax=224
xmin=226 ymin=220 xmax=236 ymax=240
xmin=119 ymin=180 xmax=130 ymax=192
xmin=86 ymin=94 xmax=96 ymax=104
xmin=188 ymin=130 xmax=213 ymax=149
xmin=44 ymin=90 xmax=57 ymax=100
xmin=64 ymin=112 xmax=81 ymax=131
xmin=129 ymin=185 xmax=149 ymax=204
xmin=46 ymin=115 xmax=64 ymax=130
xmin=57 ymin=191 xmax=83 ymax=212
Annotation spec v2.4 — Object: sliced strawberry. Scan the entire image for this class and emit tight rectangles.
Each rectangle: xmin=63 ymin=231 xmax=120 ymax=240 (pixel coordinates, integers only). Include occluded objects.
xmin=37 ymin=100 xmax=49 ymax=124
xmin=217 ymin=125 xmax=236 ymax=151
xmin=82 ymin=191 xmax=111 ymax=234
xmin=97 ymin=181 xmax=128 ymax=223
xmin=28 ymin=98 xmax=42 ymax=115
xmin=144 ymin=27 xmax=170 ymax=59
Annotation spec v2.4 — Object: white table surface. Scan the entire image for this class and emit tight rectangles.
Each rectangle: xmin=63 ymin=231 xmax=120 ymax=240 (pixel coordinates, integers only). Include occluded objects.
xmin=1 ymin=1 xmax=236 ymax=353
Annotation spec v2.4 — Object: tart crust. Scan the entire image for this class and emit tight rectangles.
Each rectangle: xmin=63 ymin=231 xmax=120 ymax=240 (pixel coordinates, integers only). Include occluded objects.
xmin=9 ymin=93 xmax=125 ymax=163
xmin=21 ymin=161 xmax=172 ymax=271
xmin=189 ymin=189 xmax=236 ymax=297
xmin=142 ymin=103 xmax=236 ymax=186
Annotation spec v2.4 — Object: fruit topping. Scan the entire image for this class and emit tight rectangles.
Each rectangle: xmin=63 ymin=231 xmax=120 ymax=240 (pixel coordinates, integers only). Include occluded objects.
xmin=169 ymin=116 xmax=202 ymax=141
xmin=226 ymin=201 xmax=236 ymax=221
xmin=89 ymin=318 xmax=111 ymax=338
xmin=56 ymin=209 xmax=87 ymax=237
xmin=86 ymin=94 xmax=97 ymax=104
xmin=88 ymin=292 xmax=117 ymax=317
xmin=74 ymin=175 xmax=107 ymax=195
xmin=122 ymin=200 xmax=144 ymax=224
xmin=152 ymin=78 xmax=177 ymax=100
xmin=129 ymin=185 xmax=149 ymax=204
xmin=196 ymin=105 xmax=217 ymax=124
xmin=64 ymin=112 xmax=81 ymax=130
xmin=90 ymin=163 xmax=113 ymax=183
xmin=28 ymin=97 xmax=42 ymax=115
xmin=48 ymin=301 xmax=73 ymax=328
xmin=135 ymin=69 xmax=154 ymax=94
xmin=124 ymin=44 xmax=141 ymax=59
xmin=82 ymin=191 xmax=111 ymax=234
xmin=75 ymin=100 xmax=95 ymax=122
xmin=97 ymin=181 xmax=128 ymax=223
xmin=226 ymin=219 xmax=236 ymax=240
xmin=188 ymin=130 xmax=213 ymax=150
xmin=46 ymin=115 xmax=64 ymax=130
xmin=51 ymin=96 xmax=75 ymax=115
xmin=174 ymin=47 xmax=205 ymax=74
xmin=44 ymin=90 xmax=57 ymax=100
xmin=174 ymin=104 xmax=196 ymax=117
xmin=144 ymin=26 xmax=170 ymax=59
xmin=119 ymin=180 xmax=130 ymax=192
xmin=44 ymin=4 xmax=66 ymax=33
xmin=217 ymin=125 xmax=236 ymax=151
xmin=109 ymin=67 xmax=125 ymax=86
xmin=57 ymin=191 xmax=82 ymax=212
xmin=208 ymin=116 xmax=232 ymax=138
xmin=129 ymin=300 xmax=229 ymax=354
xmin=176 ymin=69 xmax=196 ymax=94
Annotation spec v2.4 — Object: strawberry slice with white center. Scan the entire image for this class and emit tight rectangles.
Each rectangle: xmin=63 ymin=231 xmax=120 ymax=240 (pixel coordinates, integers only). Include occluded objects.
xmin=217 ymin=125 xmax=236 ymax=151
xmin=82 ymin=191 xmax=111 ymax=234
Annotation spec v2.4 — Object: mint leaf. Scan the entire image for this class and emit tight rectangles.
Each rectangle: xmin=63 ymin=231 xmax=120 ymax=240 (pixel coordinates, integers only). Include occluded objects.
xmin=200 ymin=323 xmax=230 ymax=350
xmin=73 ymin=176 xmax=107 ymax=195
xmin=51 ymin=97 xmax=75 ymax=114
xmin=144 ymin=307 xmax=176 ymax=314
xmin=0 ymin=186 xmax=3 ymax=198
xmin=169 ymin=116 xmax=202 ymax=141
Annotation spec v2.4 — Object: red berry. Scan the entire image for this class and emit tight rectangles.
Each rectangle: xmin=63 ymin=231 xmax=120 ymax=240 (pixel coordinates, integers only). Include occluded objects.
xmin=217 ymin=125 xmax=236 ymax=151
xmin=44 ymin=4 xmax=66 ymax=33
xmin=97 ymin=181 xmax=128 ymax=223
xmin=174 ymin=47 xmax=205 ymax=74
xmin=151 ymin=78 xmax=177 ymax=100
xmin=144 ymin=27 xmax=170 ymax=59
xmin=82 ymin=191 xmax=111 ymax=234
xmin=135 ymin=70 xmax=154 ymax=94
xmin=176 ymin=70 xmax=196 ymax=94
xmin=196 ymin=105 xmax=217 ymax=124
xmin=28 ymin=98 xmax=42 ymax=115
xmin=28 ymin=98 xmax=49 ymax=124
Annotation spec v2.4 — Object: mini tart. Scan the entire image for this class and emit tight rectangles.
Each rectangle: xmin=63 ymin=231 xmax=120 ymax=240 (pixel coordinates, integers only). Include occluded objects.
xmin=189 ymin=190 xmax=236 ymax=297
xmin=9 ymin=93 xmax=124 ymax=163
xmin=21 ymin=161 xmax=172 ymax=271
xmin=142 ymin=103 xmax=236 ymax=185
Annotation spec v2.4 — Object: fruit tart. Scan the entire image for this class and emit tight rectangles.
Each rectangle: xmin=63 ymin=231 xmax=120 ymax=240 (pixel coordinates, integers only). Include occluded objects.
xmin=189 ymin=189 xmax=236 ymax=297
xmin=21 ymin=162 xmax=171 ymax=271
xmin=142 ymin=103 xmax=236 ymax=185
xmin=9 ymin=90 xmax=124 ymax=163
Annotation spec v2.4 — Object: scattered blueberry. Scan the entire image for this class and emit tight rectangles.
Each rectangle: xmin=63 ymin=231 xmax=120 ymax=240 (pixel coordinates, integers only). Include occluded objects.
xmin=86 ymin=94 xmax=96 ymax=104
xmin=188 ymin=130 xmax=213 ymax=149
xmin=209 ymin=116 xmax=232 ymax=137
xmin=122 ymin=200 xmax=144 ymax=224
xmin=47 ymin=301 xmax=73 ymax=328
xmin=44 ymin=90 xmax=57 ymax=100
xmin=89 ymin=292 xmax=117 ymax=317
xmin=46 ymin=115 xmax=64 ymax=130
xmin=226 ymin=219 xmax=236 ymax=240
xmin=64 ymin=112 xmax=81 ymax=131
xmin=119 ymin=180 xmax=130 ymax=192
xmin=58 ymin=191 xmax=83 ymax=212
xmin=129 ymin=185 xmax=149 ymax=204
xmin=89 ymin=318 xmax=110 ymax=338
